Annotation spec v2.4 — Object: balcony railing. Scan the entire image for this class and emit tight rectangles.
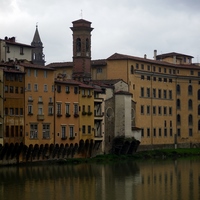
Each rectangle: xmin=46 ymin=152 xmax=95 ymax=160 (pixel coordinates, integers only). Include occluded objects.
xmin=37 ymin=114 xmax=44 ymax=121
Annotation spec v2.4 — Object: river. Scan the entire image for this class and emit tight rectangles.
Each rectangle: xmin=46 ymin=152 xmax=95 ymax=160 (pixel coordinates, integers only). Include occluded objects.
xmin=0 ymin=158 xmax=199 ymax=200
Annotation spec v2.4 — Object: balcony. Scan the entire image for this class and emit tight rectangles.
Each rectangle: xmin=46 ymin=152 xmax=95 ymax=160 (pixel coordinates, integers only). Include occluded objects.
xmin=94 ymin=132 xmax=103 ymax=141
xmin=37 ymin=114 xmax=44 ymax=121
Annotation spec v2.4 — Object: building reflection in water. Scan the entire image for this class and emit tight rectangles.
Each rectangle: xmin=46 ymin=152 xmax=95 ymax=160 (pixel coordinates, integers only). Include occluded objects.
xmin=0 ymin=159 xmax=199 ymax=200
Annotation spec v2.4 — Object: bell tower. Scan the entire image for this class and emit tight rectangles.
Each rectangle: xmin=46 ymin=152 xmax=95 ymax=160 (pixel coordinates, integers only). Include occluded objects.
xmin=70 ymin=19 xmax=93 ymax=82
xmin=31 ymin=25 xmax=45 ymax=66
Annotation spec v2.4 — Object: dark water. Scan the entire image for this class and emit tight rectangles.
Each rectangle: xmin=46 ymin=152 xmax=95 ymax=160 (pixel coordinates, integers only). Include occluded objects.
xmin=0 ymin=159 xmax=200 ymax=200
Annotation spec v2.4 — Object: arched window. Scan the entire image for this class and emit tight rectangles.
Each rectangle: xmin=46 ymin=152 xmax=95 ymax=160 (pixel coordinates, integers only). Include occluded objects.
xmin=198 ymin=120 xmax=200 ymax=131
xmin=86 ymin=38 xmax=89 ymax=52
xmin=198 ymin=89 xmax=200 ymax=100
xmin=76 ymin=38 xmax=81 ymax=53
xmin=176 ymin=84 xmax=180 ymax=95
xmin=177 ymin=99 xmax=181 ymax=109
xmin=188 ymin=85 xmax=192 ymax=95
xmin=188 ymin=99 xmax=192 ymax=110
xmin=188 ymin=114 xmax=193 ymax=125
xmin=177 ymin=114 xmax=181 ymax=125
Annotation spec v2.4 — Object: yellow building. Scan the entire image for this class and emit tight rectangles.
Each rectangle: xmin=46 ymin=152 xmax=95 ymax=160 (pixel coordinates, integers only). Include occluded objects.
xmin=19 ymin=62 xmax=55 ymax=147
xmin=54 ymin=78 xmax=80 ymax=146
xmin=92 ymin=52 xmax=200 ymax=149
xmin=2 ymin=65 xmax=25 ymax=145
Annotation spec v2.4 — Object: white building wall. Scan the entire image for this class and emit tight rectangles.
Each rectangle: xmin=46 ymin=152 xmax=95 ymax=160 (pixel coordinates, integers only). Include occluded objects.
xmin=114 ymin=80 xmax=128 ymax=92
xmin=115 ymin=94 xmax=132 ymax=137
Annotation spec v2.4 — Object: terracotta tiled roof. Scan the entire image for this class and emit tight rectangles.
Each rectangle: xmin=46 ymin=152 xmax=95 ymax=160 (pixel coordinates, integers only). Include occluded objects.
xmin=91 ymin=59 xmax=107 ymax=66
xmin=107 ymin=53 xmax=199 ymax=69
xmin=156 ymin=52 xmax=194 ymax=59
xmin=46 ymin=62 xmax=73 ymax=68
xmin=19 ymin=62 xmax=54 ymax=70
xmin=55 ymin=79 xmax=80 ymax=85
xmin=92 ymin=79 xmax=124 ymax=86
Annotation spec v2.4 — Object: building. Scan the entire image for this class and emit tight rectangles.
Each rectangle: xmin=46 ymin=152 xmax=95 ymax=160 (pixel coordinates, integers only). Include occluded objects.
xmin=0 ymin=37 xmax=33 ymax=62
xmin=92 ymin=52 xmax=200 ymax=150
xmin=31 ymin=25 xmax=45 ymax=66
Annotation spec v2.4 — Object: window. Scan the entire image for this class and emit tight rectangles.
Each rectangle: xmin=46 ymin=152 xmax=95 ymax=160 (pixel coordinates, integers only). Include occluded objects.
xmin=158 ymin=106 xmax=162 ymax=115
xmin=177 ymin=128 xmax=181 ymax=137
xmin=20 ymin=87 xmax=23 ymax=94
xmin=5 ymin=85 xmax=8 ymax=93
xmin=169 ymin=90 xmax=172 ymax=99
xmin=147 ymin=128 xmax=150 ymax=137
xmin=198 ymin=105 xmax=200 ymax=115
xmin=38 ymin=96 xmax=43 ymax=103
xmin=159 ymin=128 xmax=162 ymax=137
xmin=163 ymin=90 xmax=167 ymax=99
xmin=169 ymin=79 xmax=172 ymax=83
xmin=158 ymin=89 xmax=162 ymax=98
xmin=82 ymin=125 xmax=85 ymax=134
xmin=147 ymin=106 xmax=150 ymax=115
xmin=20 ymin=46 xmax=24 ymax=55
xmin=131 ymin=65 xmax=134 ymax=74
xmin=153 ymin=66 xmax=156 ymax=72
xmin=34 ymin=84 xmax=38 ymax=92
xmin=15 ymin=87 xmax=18 ymax=93
xmin=147 ymin=76 xmax=150 ymax=81
xmin=15 ymin=126 xmax=19 ymax=137
xmin=5 ymin=108 xmax=8 ymax=115
xmin=11 ymin=126 xmax=14 ymax=137
xmin=28 ymin=105 xmax=33 ymax=114
xmin=164 ymin=128 xmax=167 ymax=137
xmin=74 ymin=87 xmax=78 ymax=94
xmin=44 ymin=70 xmax=47 ymax=78
xmin=170 ymin=128 xmax=173 ymax=137
xmin=61 ymin=126 xmax=66 ymax=139
xmin=30 ymin=124 xmax=38 ymax=139
xmin=65 ymin=86 xmax=70 ymax=93
xmin=86 ymin=38 xmax=89 ymax=53
xmin=44 ymin=84 xmax=48 ymax=92
xmin=43 ymin=124 xmax=50 ymax=139
xmin=27 ymin=69 xmax=31 ymax=76
xmin=188 ymin=114 xmax=193 ymax=125
xmin=177 ymin=99 xmax=181 ymax=109
xmin=153 ymin=77 xmax=156 ymax=81
xmin=20 ymin=108 xmax=23 ymax=115
xmin=136 ymin=63 xmax=139 ymax=69
xmin=10 ymin=108 xmax=14 ymax=115
xmin=66 ymin=103 xmax=70 ymax=114
xmin=147 ymin=88 xmax=150 ymax=97
xmin=177 ymin=114 xmax=181 ymax=125
xmin=88 ymin=125 xmax=91 ymax=134
xmin=153 ymin=128 xmax=156 ymax=137
xmin=188 ymin=85 xmax=192 ymax=95
xmin=97 ymin=67 xmax=103 ymax=73
xmin=141 ymin=87 xmax=144 ymax=97
xmin=74 ymin=104 xmax=79 ymax=115
xmin=141 ymin=105 xmax=144 ymax=114
xmin=177 ymin=84 xmax=180 ymax=95
xmin=147 ymin=65 xmax=150 ymax=71
xmin=49 ymin=97 xmax=53 ymax=103
xmin=57 ymin=103 xmax=62 ymax=115
xmin=6 ymin=126 xmax=9 ymax=137
xmin=48 ymin=106 xmax=53 ymax=115
xmin=198 ymin=90 xmax=200 ymax=100
xmin=163 ymin=107 xmax=167 ymax=115
xmin=76 ymin=38 xmax=81 ymax=53
xmin=188 ymin=99 xmax=193 ymax=110
xmin=27 ymin=83 xmax=31 ymax=91
xmin=141 ymin=128 xmax=144 ymax=137
xmin=38 ymin=107 xmax=43 ymax=115
xmin=57 ymin=85 xmax=61 ymax=93
xmin=10 ymin=86 xmax=14 ymax=93
xmin=189 ymin=128 xmax=193 ymax=137
xmin=190 ymin=70 xmax=194 ymax=75
xmin=169 ymin=107 xmax=172 ymax=115
xmin=34 ymin=69 xmax=38 ymax=77
xmin=88 ymin=105 xmax=91 ymax=113
xmin=153 ymin=106 xmax=156 ymax=115
xmin=158 ymin=77 xmax=162 ymax=82
xmin=164 ymin=78 xmax=167 ymax=82
xmin=153 ymin=89 xmax=156 ymax=98
xmin=52 ymin=85 xmax=55 ymax=92
xmin=141 ymin=75 xmax=144 ymax=80
xmin=198 ymin=120 xmax=200 ymax=131
xmin=69 ymin=126 xmax=74 ymax=138
xmin=82 ymin=89 xmax=85 ymax=96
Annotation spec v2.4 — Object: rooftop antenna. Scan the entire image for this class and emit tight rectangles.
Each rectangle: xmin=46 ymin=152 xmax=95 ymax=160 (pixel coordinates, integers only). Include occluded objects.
xmin=36 ymin=22 xmax=38 ymax=28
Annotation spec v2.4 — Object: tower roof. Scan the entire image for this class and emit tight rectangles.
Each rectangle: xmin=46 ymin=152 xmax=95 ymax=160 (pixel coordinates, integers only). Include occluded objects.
xmin=31 ymin=25 xmax=42 ymax=45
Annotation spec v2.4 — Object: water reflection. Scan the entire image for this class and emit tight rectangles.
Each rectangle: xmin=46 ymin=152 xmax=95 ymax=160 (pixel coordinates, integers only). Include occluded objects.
xmin=0 ymin=159 xmax=199 ymax=200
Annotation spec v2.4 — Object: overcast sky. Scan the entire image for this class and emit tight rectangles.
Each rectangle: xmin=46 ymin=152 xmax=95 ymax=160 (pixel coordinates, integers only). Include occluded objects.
xmin=1 ymin=0 xmax=200 ymax=64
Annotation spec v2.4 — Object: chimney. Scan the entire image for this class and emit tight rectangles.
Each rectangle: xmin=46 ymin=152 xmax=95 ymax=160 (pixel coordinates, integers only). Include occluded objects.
xmin=154 ymin=50 xmax=157 ymax=60
xmin=144 ymin=54 xmax=147 ymax=59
